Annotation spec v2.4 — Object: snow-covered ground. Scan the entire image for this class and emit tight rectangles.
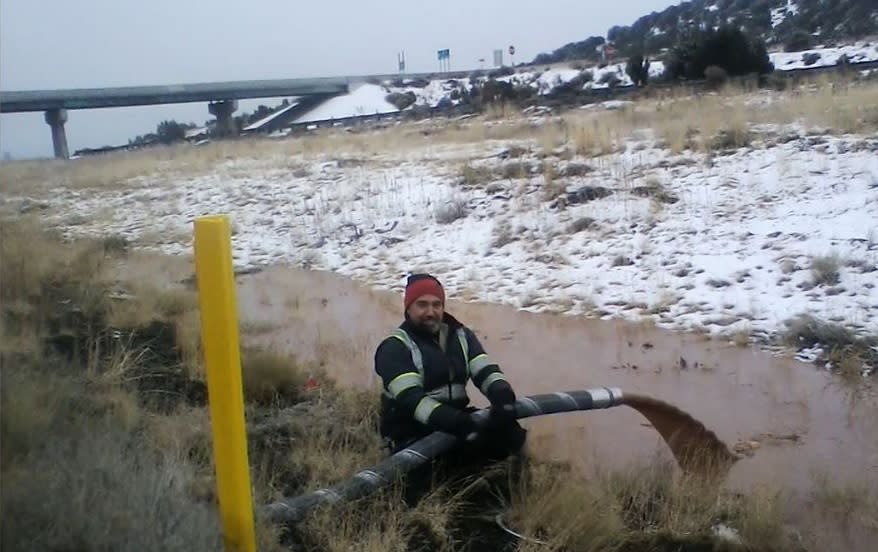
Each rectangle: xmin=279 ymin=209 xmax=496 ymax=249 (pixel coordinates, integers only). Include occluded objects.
xmin=769 ymin=41 xmax=878 ymax=70
xmin=12 ymin=112 xmax=877 ymax=350
xmin=245 ymin=100 xmax=301 ymax=131
xmin=293 ymin=84 xmax=400 ymax=123
xmin=771 ymin=1 xmax=799 ymax=28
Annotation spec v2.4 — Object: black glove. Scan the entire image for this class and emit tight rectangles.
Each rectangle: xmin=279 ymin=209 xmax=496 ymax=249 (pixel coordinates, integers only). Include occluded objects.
xmin=452 ymin=410 xmax=480 ymax=441
xmin=487 ymin=381 xmax=518 ymax=427
xmin=487 ymin=379 xmax=516 ymax=406
xmin=431 ymin=406 xmax=480 ymax=441
xmin=488 ymin=402 xmax=517 ymax=427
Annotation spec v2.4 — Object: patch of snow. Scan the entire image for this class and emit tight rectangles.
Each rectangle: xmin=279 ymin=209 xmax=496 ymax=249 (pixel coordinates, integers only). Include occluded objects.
xmin=244 ymin=101 xmax=300 ymax=131
xmin=537 ymin=68 xmax=582 ymax=88
xmin=579 ymin=100 xmax=634 ymax=111
xmin=771 ymin=0 xmax=799 ymax=28
xmin=584 ymin=60 xmax=666 ymax=89
xmin=292 ymin=84 xmax=399 ymax=123
xmin=185 ymin=126 xmax=208 ymax=139
xmin=385 ymin=77 xmax=473 ymax=109
xmin=769 ymin=41 xmax=878 ymax=70
xmin=712 ymin=523 xmax=742 ymax=545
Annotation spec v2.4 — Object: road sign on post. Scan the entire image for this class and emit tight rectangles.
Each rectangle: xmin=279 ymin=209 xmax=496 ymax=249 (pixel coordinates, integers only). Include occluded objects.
xmin=437 ymin=48 xmax=451 ymax=72
xmin=193 ymin=215 xmax=256 ymax=552
xmin=493 ymin=49 xmax=503 ymax=67
xmin=508 ymin=45 xmax=516 ymax=67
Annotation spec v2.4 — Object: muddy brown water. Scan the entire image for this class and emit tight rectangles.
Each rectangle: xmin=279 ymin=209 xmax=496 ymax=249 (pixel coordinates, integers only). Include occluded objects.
xmin=236 ymin=265 xmax=878 ymax=533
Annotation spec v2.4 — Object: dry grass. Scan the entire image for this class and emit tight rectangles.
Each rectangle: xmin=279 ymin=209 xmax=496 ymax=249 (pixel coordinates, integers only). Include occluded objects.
xmin=782 ymin=314 xmax=878 ymax=382
xmin=501 ymin=456 xmax=792 ymax=551
xmin=731 ymin=326 xmax=752 ymax=347
xmin=0 ymin=219 xmax=367 ymax=550
xmin=541 ymin=160 xmax=565 ymax=202
xmin=285 ymin=388 xmax=384 ymax=489
xmin=810 ymin=253 xmax=843 ymax=286
xmin=809 ymin=470 xmax=878 ymax=530
xmin=241 ymin=348 xmax=313 ymax=406
xmin=291 ymin=482 xmax=465 ymax=552
xmin=490 ymin=219 xmax=517 ymax=250
xmin=0 ymin=353 xmax=223 ymax=551
xmin=434 ymin=195 xmax=469 ymax=224
xmin=2 ymin=217 xmax=204 ymax=375
xmin=573 ymin=115 xmax=626 ymax=157
xmin=459 ymin=162 xmax=495 ymax=187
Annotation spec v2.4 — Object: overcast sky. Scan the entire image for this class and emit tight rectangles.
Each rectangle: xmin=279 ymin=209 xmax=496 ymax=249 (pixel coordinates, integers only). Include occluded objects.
xmin=1 ymin=0 xmax=677 ymax=159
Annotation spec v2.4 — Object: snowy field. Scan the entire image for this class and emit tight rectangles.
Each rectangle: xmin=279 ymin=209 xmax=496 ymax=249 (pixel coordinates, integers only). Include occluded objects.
xmin=7 ymin=83 xmax=877 ymax=356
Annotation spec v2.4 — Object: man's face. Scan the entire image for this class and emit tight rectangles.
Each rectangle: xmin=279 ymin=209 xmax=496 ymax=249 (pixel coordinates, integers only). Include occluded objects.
xmin=406 ymin=294 xmax=444 ymax=333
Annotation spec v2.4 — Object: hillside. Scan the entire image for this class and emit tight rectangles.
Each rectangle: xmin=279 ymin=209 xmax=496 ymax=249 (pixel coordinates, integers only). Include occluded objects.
xmin=533 ymin=0 xmax=878 ymax=64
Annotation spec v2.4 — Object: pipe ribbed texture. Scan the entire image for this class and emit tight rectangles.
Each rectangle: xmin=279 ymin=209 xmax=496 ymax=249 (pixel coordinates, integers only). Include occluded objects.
xmin=264 ymin=387 xmax=624 ymax=524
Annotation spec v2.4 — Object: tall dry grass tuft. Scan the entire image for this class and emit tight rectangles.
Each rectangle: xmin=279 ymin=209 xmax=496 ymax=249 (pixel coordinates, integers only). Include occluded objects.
xmin=1 ymin=354 xmax=223 ymax=551
xmin=290 ymin=483 xmax=465 ymax=552
xmin=572 ymin=115 xmax=627 ymax=157
xmin=501 ymin=455 xmax=793 ymax=550
xmin=241 ymin=347 xmax=326 ymax=406
xmin=285 ymin=387 xmax=384 ymax=489
xmin=809 ymin=470 xmax=878 ymax=530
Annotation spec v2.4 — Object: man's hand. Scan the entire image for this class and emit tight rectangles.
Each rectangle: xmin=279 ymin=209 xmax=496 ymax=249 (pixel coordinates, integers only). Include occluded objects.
xmin=486 ymin=381 xmax=518 ymax=428
xmin=453 ymin=410 xmax=480 ymax=441
xmin=487 ymin=380 xmax=516 ymax=406
xmin=488 ymin=402 xmax=517 ymax=427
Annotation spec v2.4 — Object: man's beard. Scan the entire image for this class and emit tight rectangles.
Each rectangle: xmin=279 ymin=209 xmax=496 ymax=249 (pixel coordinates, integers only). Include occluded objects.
xmin=415 ymin=317 xmax=441 ymax=334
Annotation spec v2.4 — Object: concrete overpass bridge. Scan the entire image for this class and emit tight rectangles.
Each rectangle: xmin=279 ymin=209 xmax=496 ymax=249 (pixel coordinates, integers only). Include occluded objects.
xmin=0 ymin=77 xmax=358 ymax=159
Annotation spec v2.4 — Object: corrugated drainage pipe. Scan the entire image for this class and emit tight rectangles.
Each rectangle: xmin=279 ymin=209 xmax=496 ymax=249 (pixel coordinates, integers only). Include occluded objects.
xmin=264 ymin=387 xmax=624 ymax=524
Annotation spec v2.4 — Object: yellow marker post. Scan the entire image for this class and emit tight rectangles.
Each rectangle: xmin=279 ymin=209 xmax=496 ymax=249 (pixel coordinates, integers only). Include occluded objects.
xmin=193 ymin=215 xmax=256 ymax=552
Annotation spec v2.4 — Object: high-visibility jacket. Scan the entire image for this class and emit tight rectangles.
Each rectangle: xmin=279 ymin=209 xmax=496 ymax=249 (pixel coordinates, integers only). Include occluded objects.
xmin=374 ymin=312 xmax=513 ymax=446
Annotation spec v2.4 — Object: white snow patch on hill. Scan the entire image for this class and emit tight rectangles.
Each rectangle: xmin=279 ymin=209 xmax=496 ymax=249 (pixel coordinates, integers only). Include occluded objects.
xmin=293 ymin=84 xmax=399 ymax=123
xmin=770 ymin=41 xmax=878 ymax=70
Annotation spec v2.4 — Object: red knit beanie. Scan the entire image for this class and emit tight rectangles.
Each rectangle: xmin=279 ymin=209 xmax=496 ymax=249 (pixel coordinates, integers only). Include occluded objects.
xmin=404 ymin=274 xmax=445 ymax=310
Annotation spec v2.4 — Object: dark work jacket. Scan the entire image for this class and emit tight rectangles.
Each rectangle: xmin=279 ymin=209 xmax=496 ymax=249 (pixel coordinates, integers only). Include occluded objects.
xmin=374 ymin=312 xmax=513 ymax=446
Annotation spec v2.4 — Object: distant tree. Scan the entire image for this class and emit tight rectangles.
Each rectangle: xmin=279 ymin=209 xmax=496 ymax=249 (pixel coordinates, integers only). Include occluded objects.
xmin=625 ymin=54 xmax=651 ymax=87
xmin=531 ymin=36 xmax=605 ymax=64
xmin=704 ymin=65 xmax=729 ymax=90
xmin=784 ymin=29 xmax=814 ymax=52
xmin=385 ymin=91 xmax=416 ymax=111
xmin=155 ymin=120 xmax=187 ymax=144
xmin=665 ymin=26 xmax=773 ymax=81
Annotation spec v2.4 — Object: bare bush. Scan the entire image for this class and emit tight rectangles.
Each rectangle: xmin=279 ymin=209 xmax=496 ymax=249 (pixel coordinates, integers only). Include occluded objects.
xmin=434 ymin=196 xmax=469 ymax=224
xmin=811 ymin=253 xmax=842 ymax=286
xmin=460 ymin=163 xmax=494 ymax=187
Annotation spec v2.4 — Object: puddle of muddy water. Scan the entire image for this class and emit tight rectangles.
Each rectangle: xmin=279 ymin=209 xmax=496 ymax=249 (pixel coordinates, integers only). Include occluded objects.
xmin=236 ymin=265 xmax=878 ymax=543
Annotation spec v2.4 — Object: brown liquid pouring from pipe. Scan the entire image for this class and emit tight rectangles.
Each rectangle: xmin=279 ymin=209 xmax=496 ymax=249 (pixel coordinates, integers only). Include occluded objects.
xmin=620 ymin=392 xmax=741 ymax=479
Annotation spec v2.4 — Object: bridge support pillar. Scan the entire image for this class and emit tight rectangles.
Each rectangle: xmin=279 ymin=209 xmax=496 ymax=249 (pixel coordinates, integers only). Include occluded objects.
xmin=44 ymin=108 xmax=69 ymax=159
xmin=208 ymin=100 xmax=238 ymax=137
